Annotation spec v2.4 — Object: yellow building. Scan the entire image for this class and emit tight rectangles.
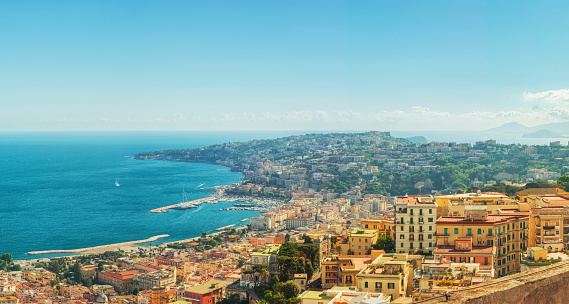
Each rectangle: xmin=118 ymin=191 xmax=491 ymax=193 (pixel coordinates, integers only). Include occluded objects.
xmin=516 ymin=188 xmax=568 ymax=203
xmin=435 ymin=206 xmax=529 ymax=277
xmin=527 ymin=247 xmax=548 ymax=261
xmin=435 ymin=192 xmax=511 ymax=217
xmin=395 ymin=195 xmax=438 ymax=254
xmin=355 ymin=253 xmax=414 ymax=300
xmin=361 ymin=218 xmax=394 ymax=238
xmin=526 ymin=194 xmax=569 ymax=208
xmin=529 ymin=206 xmax=569 ymax=250
xmin=321 ymin=251 xmax=384 ymax=289
xmin=23 ymin=269 xmax=56 ymax=285
xmin=345 ymin=230 xmax=379 ymax=256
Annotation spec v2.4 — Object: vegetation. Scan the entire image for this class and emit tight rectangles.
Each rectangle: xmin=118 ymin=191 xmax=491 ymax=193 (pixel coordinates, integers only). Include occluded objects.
xmin=0 ymin=253 xmax=20 ymax=271
xmin=255 ymin=279 xmax=301 ymax=304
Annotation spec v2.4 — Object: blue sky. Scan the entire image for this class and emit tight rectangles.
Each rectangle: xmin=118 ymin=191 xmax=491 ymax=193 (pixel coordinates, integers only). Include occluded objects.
xmin=1 ymin=1 xmax=569 ymax=131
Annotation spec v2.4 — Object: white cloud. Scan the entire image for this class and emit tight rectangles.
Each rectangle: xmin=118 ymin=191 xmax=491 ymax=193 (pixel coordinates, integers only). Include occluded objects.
xmin=411 ymin=106 xmax=451 ymax=117
xmin=523 ymin=89 xmax=569 ymax=102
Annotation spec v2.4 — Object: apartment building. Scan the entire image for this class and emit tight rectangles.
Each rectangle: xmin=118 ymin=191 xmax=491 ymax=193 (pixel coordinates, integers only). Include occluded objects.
xmin=321 ymin=254 xmax=377 ymax=289
xmin=134 ymin=270 xmax=176 ymax=290
xmin=355 ymin=253 xmax=414 ymax=300
xmin=98 ymin=270 xmax=139 ymax=287
xmin=244 ymin=244 xmax=280 ymax=277
xmin=435 ymin=206 xmax=529 ymax=277
xmin=182 ymin=280 xmax=233 ymax=304
xmin=361 ymin=218 xmax=394 ymax=238
xmin=394 ymin=195 xmax=437 ymax=254
xmin=346 ymin=230 xmax=379 ymax=256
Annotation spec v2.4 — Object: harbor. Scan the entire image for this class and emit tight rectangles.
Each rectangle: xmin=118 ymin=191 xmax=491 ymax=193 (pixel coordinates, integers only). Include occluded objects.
xmin=149 ymin=186 xmax=227 ymax=213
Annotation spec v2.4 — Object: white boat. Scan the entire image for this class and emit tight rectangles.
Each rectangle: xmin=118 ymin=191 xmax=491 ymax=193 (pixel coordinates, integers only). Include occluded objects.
xmin=115 ymin=178 xmax=120 ymax=187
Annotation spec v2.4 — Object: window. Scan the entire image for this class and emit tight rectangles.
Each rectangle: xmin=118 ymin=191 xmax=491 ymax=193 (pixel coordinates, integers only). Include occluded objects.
xmin=388 ymin=283 xmax=395 ymax=289
xmin=468 ymin=229 xmax=472 ymax=236
xmin=400 ymin=234 xmax=405 ymax=239
xmin=410 ymin=218 xmax=414 ymax=224
xmin=444 ymin=228 xmax=448 ymax=236
xmin=478 ymin=229 xmax=482 ymax=234
xmin=401 ymin=243 xmax=404 ymax=248
xmin=484 ymin=257 xmax=488 ymax=265
xmin=428 ymin=218 xmax=433 ymax=222
xmin=429 ymin=209 xmax=433 ymax=214
xmin=420 ymin=209 xmax=423 ymax=215
xmin=410 ymin=209 xmax=413 ymax=215
xmin=455 ymin=228 xmax=459 ymax=234
xmin=488 ymin=229 xmax=493 ymax=236
xmin=429 ymin=225 xmax=432 ymax=231
xmin=365 ymin=224 xmax=368 ymax=228
xmin=429 ymin=242 xmax=432 ymax=247
xmin=428 ymin=234 xmax=432 ymax=239
xmin=375 ymin=282 xmax=382 ymax=289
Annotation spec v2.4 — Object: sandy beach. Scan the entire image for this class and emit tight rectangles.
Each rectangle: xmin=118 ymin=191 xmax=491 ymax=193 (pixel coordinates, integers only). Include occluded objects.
xmin=26 ymin=234 xmax=170 ymax=256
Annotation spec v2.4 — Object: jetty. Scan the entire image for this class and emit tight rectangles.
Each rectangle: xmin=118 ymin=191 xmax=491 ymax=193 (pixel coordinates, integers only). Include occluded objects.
xmin=26 ymin=234 xmax=169 ymax=255
xmin=149 ymin=186 xmax=227 ymax=213
xmin=215 ymin=224 xmax=236 ymax=231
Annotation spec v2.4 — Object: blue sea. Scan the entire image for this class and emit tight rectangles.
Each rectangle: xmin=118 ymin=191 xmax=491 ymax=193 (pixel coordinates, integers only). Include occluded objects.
xmin=0 ymin=131 xmax=313 ymax=261
xmin=0 ymin=130 xmax=558 ymax=261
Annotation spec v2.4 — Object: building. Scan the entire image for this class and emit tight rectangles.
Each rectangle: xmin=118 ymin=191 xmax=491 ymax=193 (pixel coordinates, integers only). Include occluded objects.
xmin=0 ymin=296 xmax=20 ymax=304
xmin=321 ymin=254 xmax=377 ymax=289
xmin=360 ymin=218 xmax=394 ymax=238
xmin=250 ymin=217 xmax=272 ymax=230
xmin=286 ymin=216 xmax=314 ymax=229
xmin=346 ymin=230 xmax=379 ymax=256
xmin=182 ymin=280 xmax=234 ymax=304
xmin=527 ymin=247 xmax=548 ymax=261
xmin=23 ymin=269 xmax=56 ymax=285
xmin=98 ymin=270 xmax=138 ymax=287
xmin=134 ymin=270 xmax=176 ymax=290
xmin=355 ymin=253 xmax=415 ymax=300
xmin=433 ymin=237 xmax=494 ymax=272
xmin=435 ymin=192 xmax=509 ymax=216
xmin=516 ymin=188 xmax=568 ymax=203
xmin=245 ymin=244 xmax=281 ymax=277
xmin=298 ymin=288 xmax=390 ymax=304
xmin=395 ymin=195 xmax=438 ymax=254
xmin=435 ymin=207 xmax=529 ymax=277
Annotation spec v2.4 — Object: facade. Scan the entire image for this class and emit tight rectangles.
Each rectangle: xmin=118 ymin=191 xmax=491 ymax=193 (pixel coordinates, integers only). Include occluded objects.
xmin=435 ymin=207 xmax=529 ymax=277
xmin=244 ymin=244 xmax=281 ymax=277
xmin=182 ymin=280 xmax=233 ymax=304
xmin=321 ymin=254 xmax=375 ymax=289
xmin=286 ymin=217 xmax=314 ymax=229
xmin=347 ymin=230 xmax=379 ymax=256
xmin=433 ymin=237 xmax=494 ymax=274
xmin=395 ymin=195 xmax=438 ymax=254
xmin=361 ymin=218 xmax=394 ymax=238
xmin=355 ymin=253 xmax=414 ymax=300
xmin=250 ymin=217 xmax=272 ymax=230
xmin=98 ymin=270 xmax=138 ymax=287
xmin=134 ymin=270 xmax=176 ymax=290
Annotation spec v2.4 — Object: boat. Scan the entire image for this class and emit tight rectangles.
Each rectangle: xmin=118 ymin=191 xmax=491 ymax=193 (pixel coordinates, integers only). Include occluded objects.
xmin=172 ymin=189 xmax=199 ymax=210
xmin=115 ymin=178 xmax=120 ymax=187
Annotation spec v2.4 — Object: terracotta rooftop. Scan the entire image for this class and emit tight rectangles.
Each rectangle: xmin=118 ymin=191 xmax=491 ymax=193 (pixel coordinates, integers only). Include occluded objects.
xmin=436 ymin=214 xmax=528 ymax=224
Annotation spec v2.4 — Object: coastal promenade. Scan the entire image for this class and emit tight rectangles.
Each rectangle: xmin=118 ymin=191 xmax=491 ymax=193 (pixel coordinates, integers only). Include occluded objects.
xmin=149 ymin=186 xmax=227 ymax=213
xmin=26 ymin=234 xmax=169 ymax=255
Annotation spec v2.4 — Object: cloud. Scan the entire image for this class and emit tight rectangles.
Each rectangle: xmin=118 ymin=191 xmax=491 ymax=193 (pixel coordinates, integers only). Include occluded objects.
xmin=523 ymin=89 xmax=569 ymax=102
xmin=411 ymin=106 xmax=451 ymax=117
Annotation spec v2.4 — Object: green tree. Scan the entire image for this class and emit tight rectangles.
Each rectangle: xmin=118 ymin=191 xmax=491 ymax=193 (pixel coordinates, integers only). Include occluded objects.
xmin=202 ymin=231 xmax=208 ymax=237
xmin=72 ymin=262 xmax=83 ymax=284
xmin=279 ymin=242 xmax=299 ymax=257
xmin=280 ymin=281 xmax=301 ymax=299
xmin=2 ymin=253 xmax=13 ymax=264
xmin=330 ymin=236 xmax=338 ymax=249
xmin=303 ymin=236 xmax=313 ymax=244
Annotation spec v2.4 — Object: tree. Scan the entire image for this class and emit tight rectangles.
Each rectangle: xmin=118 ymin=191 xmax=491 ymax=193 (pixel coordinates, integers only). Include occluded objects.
xmin=279 ymin=242 xmax=299 ymax=257
xmin=303 ymin=236 xmax=313 ymax=244
xmin=72 ymin=262 xmax=83 ymax=284
xmin=280 ymin=281 xmax=301 ymax=298
xmin=2 ymin=253 xmax=13 ymax=264
xmin=208 ymin=239 xmax=219 ymax=248
xmin=330 ymin=236 xmax=338 ymax=249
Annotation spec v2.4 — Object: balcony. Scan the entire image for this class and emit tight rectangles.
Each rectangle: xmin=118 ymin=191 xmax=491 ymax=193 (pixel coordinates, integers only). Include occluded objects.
xmin=543 ymin=225 xmax=556 ymax=230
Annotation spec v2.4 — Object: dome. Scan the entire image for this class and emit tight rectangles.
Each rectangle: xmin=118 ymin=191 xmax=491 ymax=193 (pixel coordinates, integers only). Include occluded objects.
xmin=96 ymin=294 xmax=108 ymax=303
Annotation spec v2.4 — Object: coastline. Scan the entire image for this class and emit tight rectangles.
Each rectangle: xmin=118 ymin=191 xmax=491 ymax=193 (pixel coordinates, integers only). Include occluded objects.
xmin=26 ymin=234 xmax=170 ymax=256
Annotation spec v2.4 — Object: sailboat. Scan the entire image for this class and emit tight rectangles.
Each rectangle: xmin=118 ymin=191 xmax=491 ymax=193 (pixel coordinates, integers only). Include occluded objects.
xmin=115 ymin=178 xmax=120 ymax=187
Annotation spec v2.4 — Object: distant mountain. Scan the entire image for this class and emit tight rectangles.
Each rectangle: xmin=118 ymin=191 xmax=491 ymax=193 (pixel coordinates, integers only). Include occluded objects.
xmin=485 ymin=121 xmax=569 ymax=136
xmin=522 ymin=129 xmax=566 ymax=138
xmin=484 ymin=122 xmax=532 ymax=133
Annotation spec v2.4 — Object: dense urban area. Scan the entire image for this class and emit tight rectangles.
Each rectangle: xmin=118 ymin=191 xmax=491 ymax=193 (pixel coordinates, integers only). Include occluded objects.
xmin=4 ymin=132 xmax=569 ymax=304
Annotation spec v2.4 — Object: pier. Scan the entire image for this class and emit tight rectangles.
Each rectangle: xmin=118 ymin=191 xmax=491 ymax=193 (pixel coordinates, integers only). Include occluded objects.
xmin=149 ymin=186 xmax=227 ymax=213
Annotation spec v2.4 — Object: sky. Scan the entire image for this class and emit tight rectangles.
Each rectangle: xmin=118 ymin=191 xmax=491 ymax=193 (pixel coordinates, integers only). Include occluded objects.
xmin=1 ymin=1 xmax=569 ymax=131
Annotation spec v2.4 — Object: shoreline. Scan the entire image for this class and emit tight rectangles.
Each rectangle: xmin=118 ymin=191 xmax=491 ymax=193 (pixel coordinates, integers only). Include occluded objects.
xmin=26 ymin=234 xmax=170 ymax=256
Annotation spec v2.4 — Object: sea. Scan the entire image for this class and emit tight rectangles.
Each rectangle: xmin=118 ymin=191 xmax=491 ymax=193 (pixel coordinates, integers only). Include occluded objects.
xmin=0 ymin=130 xmax=564 ymax=261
